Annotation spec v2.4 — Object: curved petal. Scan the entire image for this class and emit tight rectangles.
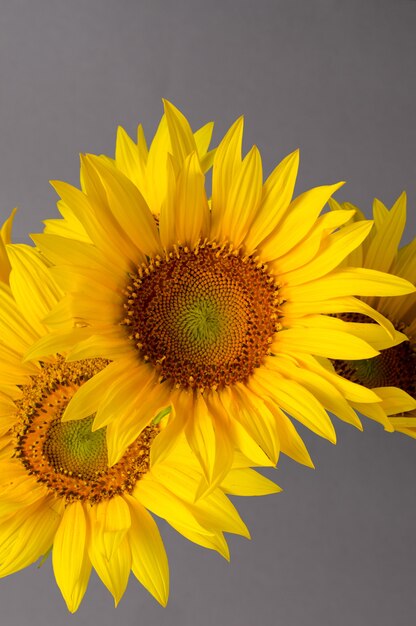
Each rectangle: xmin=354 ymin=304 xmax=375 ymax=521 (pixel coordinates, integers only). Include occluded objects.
xmin=244 ymin=149 xmax=299 ymax=252
xmin=126 ymin=495 xmax=169 ymax=606
xmin=52 ymin=501 xmax=91 ymax=613
xmin=260 ymin=182 xmax=344 ymax=261
xmin=175 ymin=151 xmax=209 ymax=247
xmin=163 ymin=100 xmax=197 ymax=166
xmin=222 ymin=145 xmax=263 ymax=247
xmin=211 ymin=117 xmax=244 ymax=240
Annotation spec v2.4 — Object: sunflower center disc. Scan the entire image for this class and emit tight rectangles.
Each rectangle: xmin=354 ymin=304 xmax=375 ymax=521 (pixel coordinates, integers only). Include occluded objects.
xmin=44 ymin=416 xmax=108 ymax=480
xmin=122 ymin=243 xmax=281 ymax=389
xmin=15 ymin=358 xmax=158 ymax=503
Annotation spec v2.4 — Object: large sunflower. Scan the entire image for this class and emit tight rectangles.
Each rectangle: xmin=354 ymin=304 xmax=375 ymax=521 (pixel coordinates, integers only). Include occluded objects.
xmin=32 ymin=101 xmax=415 ymax=488
xmin=0 ymin=240 xmax=279 ymax=612
xmin=328 ymin=193 xmax=416 ymax=437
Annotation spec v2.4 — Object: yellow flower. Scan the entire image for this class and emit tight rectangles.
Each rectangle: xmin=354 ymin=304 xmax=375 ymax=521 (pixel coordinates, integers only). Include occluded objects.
xmin=329 ymin=193 xmax=416 ymax=436
xmin=32 ymin=101 xmax=415 ymax=487
xmin=0 ymin=241 xmax=279 ymax=612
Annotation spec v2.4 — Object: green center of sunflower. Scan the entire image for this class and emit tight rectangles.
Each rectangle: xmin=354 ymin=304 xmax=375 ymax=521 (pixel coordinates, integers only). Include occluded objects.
xmin=332 ymin=313 xmax=415 ymax=402
xmin=122 ymin=242 xmax=282 ymax=390
xmin=182 ymin=299 xmax=222 ymax=343
xmin=44 ymin=416 xmax=108 ymax=480
xmin=15 ymin=357 xmax=158 ymax=503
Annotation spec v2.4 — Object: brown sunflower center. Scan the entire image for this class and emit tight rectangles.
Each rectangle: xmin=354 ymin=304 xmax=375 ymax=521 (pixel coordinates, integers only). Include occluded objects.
xmin=332 ymin=313 xmax=416 ymax=401
xmin=15 ymin=357 xmax=158 ymax=503
xmin=122 ymin=242 xmax=281 ymax=390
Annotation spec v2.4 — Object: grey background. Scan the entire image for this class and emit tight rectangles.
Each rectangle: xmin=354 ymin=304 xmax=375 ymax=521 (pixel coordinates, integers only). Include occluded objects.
xmin=0 ymin=1 xmax=415 ymax=624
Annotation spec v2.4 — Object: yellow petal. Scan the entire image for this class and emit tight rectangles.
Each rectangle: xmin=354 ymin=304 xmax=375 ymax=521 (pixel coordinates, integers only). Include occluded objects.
xmin=136 ymin=477 xmax=213 ymax=536
xmin=88 ymin=530 xmax=131 ymax=606
xmin=260 ymin=182 xmax=344 ymax=261
xmin=92 ymin=496 xmax=131 ymax=560
xmin=0 ymin=283 xmax=38 ymax=353
xmin=282 ymin=295 xmax=396 ymax=340
xmin=350 ymin=400 xmax=394 ymax=432
xmin=245 ymin=149 xmax=299 ymax=252
xmin=194 ymin=121 xmax=214 ymax=156
xmin=372 ymin=197 xmax=389 ymax=229
xmin=298 ymin=354 xmax=382 ymax=404
xmin=7 ymin=244 xmax=63 ymax=336
xmin=267 ymin=354 xmax=362 ymax=429
xmin=32 ymin=232 xmax=124 ymax=280
xmin=52 ymin=501 xmax=91 ymax=613
xmin=105 ymin=382 xmax=172 ymax=466
xmin=51 ymin=180 xmax=134 ymax=271
xmin=250 ymin=370 xmax=336 ymax=443
xmin=211 ymin=117 xmax=244 ymax=240
xmin=364 ymin=192 xmax=406 ymax=272
xmin=228 ymin=414 xmax=275 ymax=468
xmin=0 ymin=498 xmax=63 ymax=577
xmin=66 ymin=329 xmax=129 ymax=361
xmin=175 ymin=151 xmax=209 ymax=246
xmin=185 ymin=392 xmax=233 ymax=488
xmin=283 ymin=220 xmax=374 ymax=286
xmin=221 ymin=468 xmax=281 ymax=496
xmin=285 ymin=314 xmax=404 ymax=351
xmin=115 ymin=125 xmax=147 ymax=193
xmin=192 ymin=489 xmax=250 ymax=539
xmin=159 ymin=155 xmax=177 ymax=249
xmin=62 ymin=360 xmax=128 ymax=422
xmin=374 ymin=387 xmax=416 ymax=416
xmin=263 ymin=402 xmax=314 ymax=467
xmin=222 ymin=145 xmax=263 ymax=247
xmin=150 ymin=402 xmax=186 ymax=467
xmin=228 ymin=385 xmax=280 ymax=464
xmin=163 ymin=100 xmax=197 ymax=166
xmin=168 ymin=522 xmax=229 ymax=559
xmin=0 ymin=208 xmax=17 ymax=283
xmin=86 ymin=155 xmax=161 ymax=257
xmin=273 ymin=327 xmax=379 ymax=359
xmin=284 ymin=267 xmax=415 ymax=301
xmin=126 ymin=495 xmax=169 ymax=606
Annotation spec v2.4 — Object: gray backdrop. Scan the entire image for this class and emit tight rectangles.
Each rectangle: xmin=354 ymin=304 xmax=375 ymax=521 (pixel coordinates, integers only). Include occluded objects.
xmin=0 ymin=1 xmax=415 ymax=625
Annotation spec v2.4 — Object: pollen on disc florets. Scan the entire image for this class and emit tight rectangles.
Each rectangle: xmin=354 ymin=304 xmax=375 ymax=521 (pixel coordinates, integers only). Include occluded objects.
xmin=121 ymin=241 xmax=283 ymax=390
xmin=14 ymin=357 xmax=158 ymax=503
xmin=332 ymin=313 xmax=416 ymax=404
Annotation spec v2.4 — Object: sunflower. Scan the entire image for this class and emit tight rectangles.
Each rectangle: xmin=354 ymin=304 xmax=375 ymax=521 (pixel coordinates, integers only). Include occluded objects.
xmin=328 ymin=193 xmax=416 ymax=437
xmin=0 ymin=240 xmax=280 ymax=612
xmin=31 ymin=100 xmax=415 ymax=488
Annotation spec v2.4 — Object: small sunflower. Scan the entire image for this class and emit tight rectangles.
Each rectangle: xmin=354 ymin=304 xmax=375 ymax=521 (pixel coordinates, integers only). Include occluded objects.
xmin=329 ymin=193 xmax=416 ymax=437
xmin=32 ymin=101 xmax=415 ymax=487
xmin=0 ymin=241 xmax=279 ymax=612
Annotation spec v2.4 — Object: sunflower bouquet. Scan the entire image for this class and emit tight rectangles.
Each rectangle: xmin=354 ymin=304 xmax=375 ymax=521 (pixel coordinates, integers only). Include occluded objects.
xmin=0 ymin=101 xmax=414 ymax=611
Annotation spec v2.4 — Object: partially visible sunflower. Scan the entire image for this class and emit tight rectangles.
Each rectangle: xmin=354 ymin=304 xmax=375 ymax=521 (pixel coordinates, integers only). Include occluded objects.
xmin=328 ymin=193 xmax=416 ymax=437
xmin=31 ymin=101 xmax=415 ymax=489
xmin=0 ymin=240 xmax=280 ymax=612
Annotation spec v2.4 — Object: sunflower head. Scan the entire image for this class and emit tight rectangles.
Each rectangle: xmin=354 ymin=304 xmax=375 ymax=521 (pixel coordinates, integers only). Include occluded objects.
xmin=329 ymin=193 xmax=416 ymax=432
xmin=31 ymin=101 xmax=415 ymax=486
xmin=0 ymin=241 xmax=281 ymax=612
xmin=14 ymin=356 xmax=158 ymax=503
